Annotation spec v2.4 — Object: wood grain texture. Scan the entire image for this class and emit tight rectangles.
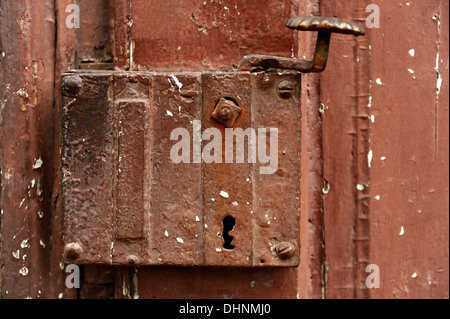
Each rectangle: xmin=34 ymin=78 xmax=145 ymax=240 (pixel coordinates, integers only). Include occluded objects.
xmin=0 ymin=0 xmax=68 ymax=299
xmin=367 ymin=0 xmax=449 ymax=299
xmin=321 ymin=0 xmax=449 ymax=299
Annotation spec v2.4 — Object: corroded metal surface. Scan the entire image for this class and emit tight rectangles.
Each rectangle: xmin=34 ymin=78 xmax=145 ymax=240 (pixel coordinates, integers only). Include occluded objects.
xmin=286 ymin=16 xmax=365 ymax=36
xmin=61 ymin=71 xmax=302 ymax=267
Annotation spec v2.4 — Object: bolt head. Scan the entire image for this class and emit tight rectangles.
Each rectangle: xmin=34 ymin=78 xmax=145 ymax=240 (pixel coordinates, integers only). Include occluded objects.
xmin=211 ymin=98 xmax=242 ymax=128
xmin=276 ymin=242 xmax=295 ymax=260
xmin=277 ymin=81 xmax=295 ymax=99
xmin=64 ymin=243 xmax=83 ymax=261
xmin=62 ymin=75 xmax=82 ymax=97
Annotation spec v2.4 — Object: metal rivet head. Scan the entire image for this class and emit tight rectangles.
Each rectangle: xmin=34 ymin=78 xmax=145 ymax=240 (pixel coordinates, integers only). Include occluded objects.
xmin=128 ymin=256 xmax=138 ymax=265
xmin=62 ymin=75 xmax=82 ymax=97
xmin=276 ymin=242 xmax=295 ymax=260
xmin=277 ymin=81 xmax=295 ymax=99
xmin=64 ymin=243 xmax=83 ymax=261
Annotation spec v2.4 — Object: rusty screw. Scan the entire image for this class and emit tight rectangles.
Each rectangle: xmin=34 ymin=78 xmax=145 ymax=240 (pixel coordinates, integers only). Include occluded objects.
xmin=64 ymin=243 xmax=83 ymax=261
xmin=277 ymin=81 xmax=295 ymax=99
xmin=276 ymin=242 xmax=295 ymax=260
xmin=62 ymin=75 xmax=82 ymax=97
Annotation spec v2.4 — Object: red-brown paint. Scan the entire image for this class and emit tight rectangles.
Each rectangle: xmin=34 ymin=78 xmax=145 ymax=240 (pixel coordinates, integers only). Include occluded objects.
xmin=1 ymin=0 xmax=448 ymax=300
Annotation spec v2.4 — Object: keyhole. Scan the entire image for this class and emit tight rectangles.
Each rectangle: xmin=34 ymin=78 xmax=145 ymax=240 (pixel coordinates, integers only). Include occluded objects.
xmin=222 ymin=216 xmax=236 ymax=250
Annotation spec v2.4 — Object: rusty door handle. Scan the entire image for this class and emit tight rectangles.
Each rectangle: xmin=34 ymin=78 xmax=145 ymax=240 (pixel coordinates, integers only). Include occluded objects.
xmin=239 ymin=16 xmax=365 ymax=73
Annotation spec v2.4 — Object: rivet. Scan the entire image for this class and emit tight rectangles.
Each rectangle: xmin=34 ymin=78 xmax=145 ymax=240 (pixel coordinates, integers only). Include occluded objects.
xmin=128 ymin=256 xmax=138 ymax=265
xmin=64 ymin=243 xmax=83 ymax=261
xmin=62 ymin=75 xmax=82 ymax=97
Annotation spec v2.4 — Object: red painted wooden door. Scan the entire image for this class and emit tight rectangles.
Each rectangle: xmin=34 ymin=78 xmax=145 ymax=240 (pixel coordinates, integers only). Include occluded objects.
xmin=0 ymin=0 xmax=448 ymax=299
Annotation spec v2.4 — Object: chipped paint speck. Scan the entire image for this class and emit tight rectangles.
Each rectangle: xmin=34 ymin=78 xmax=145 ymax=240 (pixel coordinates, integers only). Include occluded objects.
xmin=12 ymin=250 xmax=20 ymax=259
xmin=220 ymin=191 xmax=229 ymax=198
xmin=19 ymin=267 xmax=29 ymax=276
xmin=32 ymin=158 xmax=43 ymax=170
xmin=170 ymin=75 xmax=183 ymax=90
xmin=21 ymin=239 xmax=30 ymax=249
xmin=368 ymin=150 xmax=374 ymax=168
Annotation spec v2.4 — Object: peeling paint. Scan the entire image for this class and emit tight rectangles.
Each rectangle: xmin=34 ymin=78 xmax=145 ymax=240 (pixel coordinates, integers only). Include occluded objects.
xmin=220 ymin=191 xmax=229 ymax=198
xmin=368 ymin=150 xmax=374 ymax=168
xmin=32 ymin=158 xmax=43 ymax=170
xmin=21 ymin=239 xmax=30 ymax=249
xmin=19 ymin=267 xmax=29 ymax=276
xmin=12 ymin=250 xmax=20 ymax=259
xmin=169 ymin=75 xmax=183 ymax=90
xmin=436 ymin=52 xmax=442 ymax=94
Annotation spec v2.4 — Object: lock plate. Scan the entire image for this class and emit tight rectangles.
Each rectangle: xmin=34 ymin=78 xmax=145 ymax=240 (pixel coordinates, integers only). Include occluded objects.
xmin=61 ymin=70 xmax=302 ymax=267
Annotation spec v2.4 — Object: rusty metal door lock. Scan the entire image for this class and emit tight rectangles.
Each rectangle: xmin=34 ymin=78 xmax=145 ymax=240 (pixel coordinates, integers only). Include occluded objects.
xmin=61 ymin=17 xmax=364 ymax=267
